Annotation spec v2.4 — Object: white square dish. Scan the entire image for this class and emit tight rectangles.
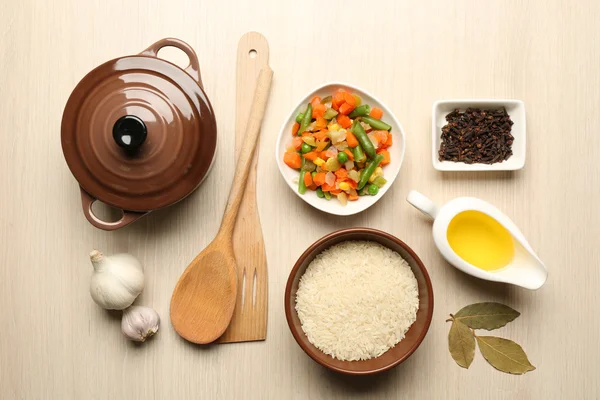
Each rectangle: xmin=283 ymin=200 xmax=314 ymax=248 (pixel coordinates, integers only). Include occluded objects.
xmin=276 ymin=82 xmax=406 ymax=216
xmin=432 ymin=99 xmax=526 ymax=171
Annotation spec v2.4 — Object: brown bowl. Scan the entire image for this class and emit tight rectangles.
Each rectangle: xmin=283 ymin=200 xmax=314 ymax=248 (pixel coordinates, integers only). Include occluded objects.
xmin=284 ymin=228 xmax=434 ymax=375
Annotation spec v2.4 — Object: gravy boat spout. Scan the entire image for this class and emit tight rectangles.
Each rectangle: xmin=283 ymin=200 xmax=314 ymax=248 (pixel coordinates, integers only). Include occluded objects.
xmin=407 ymin=190 xmax=547 ymax=290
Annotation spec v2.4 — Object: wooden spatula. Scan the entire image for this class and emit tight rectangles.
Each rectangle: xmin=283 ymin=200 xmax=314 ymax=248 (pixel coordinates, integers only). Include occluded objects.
xmin=170 ymin=58 xmax=273 ymax=344
xmin=216 ymin=32 xmax=270 ymax=343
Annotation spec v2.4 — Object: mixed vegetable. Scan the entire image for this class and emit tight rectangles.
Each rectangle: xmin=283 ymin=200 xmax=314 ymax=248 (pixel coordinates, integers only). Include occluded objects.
xmin=283 ymin=89 xmax=393 ymax=206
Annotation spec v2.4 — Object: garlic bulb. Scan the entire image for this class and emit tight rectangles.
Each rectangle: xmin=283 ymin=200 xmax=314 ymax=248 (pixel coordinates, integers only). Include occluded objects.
xmin=121 ymin=306 xmax=160 ymax=342
xmin=89 ymin=250 xmax=144 ymax=310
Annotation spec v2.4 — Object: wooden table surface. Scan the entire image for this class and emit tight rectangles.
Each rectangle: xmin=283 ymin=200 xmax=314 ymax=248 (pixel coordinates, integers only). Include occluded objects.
xmin=1 ymin=0 xmax=599 ymax=399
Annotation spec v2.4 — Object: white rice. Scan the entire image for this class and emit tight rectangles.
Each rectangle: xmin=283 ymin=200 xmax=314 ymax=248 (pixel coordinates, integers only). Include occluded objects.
xmin=295 ymin=240 xmax=419 ymax=361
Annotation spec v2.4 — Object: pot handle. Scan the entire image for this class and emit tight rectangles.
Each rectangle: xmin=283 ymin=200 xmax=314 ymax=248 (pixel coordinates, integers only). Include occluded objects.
xmin=140 ymin=38 xmax=203 ymax=88
xmin=80 ymin=188 xmax=147 ymax=231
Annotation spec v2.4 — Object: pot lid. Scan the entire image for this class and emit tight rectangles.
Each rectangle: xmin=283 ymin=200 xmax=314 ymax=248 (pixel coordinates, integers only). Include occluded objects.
xmin=61 ymin=38 xmax=217 ymax=212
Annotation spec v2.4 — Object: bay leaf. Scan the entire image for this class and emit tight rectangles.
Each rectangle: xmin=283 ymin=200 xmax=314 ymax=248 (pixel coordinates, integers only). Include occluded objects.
xmin=453 ymin=302 xmax=520 ymax=330
xmin=448 ymin=320 xmax=475 ymax=368
xmin=476 ymin=336 xmax=536 ymax=374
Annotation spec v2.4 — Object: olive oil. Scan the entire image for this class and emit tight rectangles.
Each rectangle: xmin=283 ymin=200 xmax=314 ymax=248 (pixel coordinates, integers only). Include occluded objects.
xmin=447 ymin=211 xmax=514 ymax=271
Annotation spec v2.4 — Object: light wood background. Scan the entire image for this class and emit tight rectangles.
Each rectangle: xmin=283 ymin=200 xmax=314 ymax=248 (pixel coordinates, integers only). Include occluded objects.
xmin=1 ymin=0 xmax=599 ymax=399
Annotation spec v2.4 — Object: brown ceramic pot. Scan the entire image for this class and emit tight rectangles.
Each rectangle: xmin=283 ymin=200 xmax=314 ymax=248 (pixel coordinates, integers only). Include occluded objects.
xmin=61 ymin=38 xmax=217 ymax=230
xmin=284 ymin=228 xmax=434 ymax=375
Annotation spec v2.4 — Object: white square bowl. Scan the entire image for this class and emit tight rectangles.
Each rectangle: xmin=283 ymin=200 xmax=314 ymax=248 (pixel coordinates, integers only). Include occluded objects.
xmin=432 ymin=99 xmax=526 ymax=171
xmin=276 ymin=82 xmax=406 ymax=216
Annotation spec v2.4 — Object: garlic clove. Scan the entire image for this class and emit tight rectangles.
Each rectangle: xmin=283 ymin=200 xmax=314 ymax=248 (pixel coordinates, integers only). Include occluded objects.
xmin=121 ymin=306 xmax=160 ymax=342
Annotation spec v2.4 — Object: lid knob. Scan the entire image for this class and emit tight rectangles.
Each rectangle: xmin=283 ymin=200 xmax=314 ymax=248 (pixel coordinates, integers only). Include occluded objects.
xmin=113 ymin=115 xmax=147 ymax=151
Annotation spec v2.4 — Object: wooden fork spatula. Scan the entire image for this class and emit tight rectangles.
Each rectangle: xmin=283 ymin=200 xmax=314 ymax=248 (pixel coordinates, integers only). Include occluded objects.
xmin=216 ymin=32 xmax=270 ymax=343
xmin=170 ymin=33 xmax=272 ymax=344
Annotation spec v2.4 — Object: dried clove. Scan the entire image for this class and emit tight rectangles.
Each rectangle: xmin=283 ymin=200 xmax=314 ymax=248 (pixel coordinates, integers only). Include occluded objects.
xmin=439 ymin=108 xmax=514 ymax=164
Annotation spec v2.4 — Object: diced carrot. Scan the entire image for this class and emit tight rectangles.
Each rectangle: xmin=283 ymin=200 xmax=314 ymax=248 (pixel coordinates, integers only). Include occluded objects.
xmin=344 ymin=149 xmax=354 ymax=161
xmin=315 ymin=116 xmax=327 ymax=129
xmin=343 ymin=92 xmax=356 ymax=107
xmin=314 ymin=130 xmax=329 ymax=142
xmin=332 ymin=91 xmax=345 ymax=110
xmin=347 ymin=180 xmax=358 ymax=189
xmin=312 ymin=103 xmax=326 ymax=119
xmin=373 ymin=130 xmax=388 ymax=146
xmin=386 ymin=132 xmax=393 ymax=147
xmin=319 ymin=151 xmax=329 ymax=160
xmin=380 ymin=132 xmax=393 ymax=149
xmin=310 ymin=96 xmax=321 ymax=106
xmin=303 ymin=171 xmax=313 ymax=187
xmin=348 ymin=192 xmax=359 ymax=201
xmin=283 ymin=152 xmax=302 ymax=169
xmin=337 ymin=114 xmax=352 ymax=129
xmin=308 ymin=183 xmax=318 ymax=191
xmin=339 ymin=102 xmax=354 ymax=115
xmin=330 ymin=188 xmax=342 ymax=195
xmin=303 ymin=151 xmax=318 ymax=161
xmin=369 ymin=107 xmax=383 ymax=120
xmin=301 ymin=131 xmax=312 ymax=137
xmin=313 ymin=172 xmax=327 ymax=186
xmin=377 ymin=149 xmax=391 ymax=165
xmin=292 ymin=136 xmax=303 ymax=150
xmin=322 ymin=182 xmax=336 ymax=192
xmin=316 ymin=140 xmax=328 ymax=152
xmin=335 ymin=168 xmax=348 ymax=180
xmin=292 ymin=122 xmax=300 ymax=136
xmin=346 ymin=131 xmax=359 ymax=148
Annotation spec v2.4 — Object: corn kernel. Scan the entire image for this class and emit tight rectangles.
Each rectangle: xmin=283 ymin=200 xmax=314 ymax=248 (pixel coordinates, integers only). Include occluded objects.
xmin=329 ymin=123 xmax=339 ymax=131
xmin=339 ymin=182 xmax=350 ymax=191
xmin=314 ymin=158 xmax=325 ymax=167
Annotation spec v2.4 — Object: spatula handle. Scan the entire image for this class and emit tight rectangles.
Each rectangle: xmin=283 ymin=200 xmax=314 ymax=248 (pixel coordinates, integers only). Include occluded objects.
xmin=219 ymin=67 xmax=273 ymax=236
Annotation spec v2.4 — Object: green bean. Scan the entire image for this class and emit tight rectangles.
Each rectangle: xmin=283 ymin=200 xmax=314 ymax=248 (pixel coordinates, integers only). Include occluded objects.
xmin=295 ymin=113 xmax=304 ymax=123
xmin=361 ymin=116 xmax=391 ymax=131
xmin=323 ymin=108 xmax=338 ymax=120
xmin=352 ymin=143 xmax=366 ymax=163
xmin=323 ymin=190 xmax=332 ymax=200
xmin=316 ymin=187 xmax=325 ymax=198
xmin=348 ymin=104 xmax=371 ymax=119
xmin=298 ymin=158 xmax=307 ymax=194
xmin=298 ymin=104 xmax=312 ymax=135
xmin=351 ymin=120 xmax=376 ymax=159
xmin=357 ymin=154 xmax=384 ymax=190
